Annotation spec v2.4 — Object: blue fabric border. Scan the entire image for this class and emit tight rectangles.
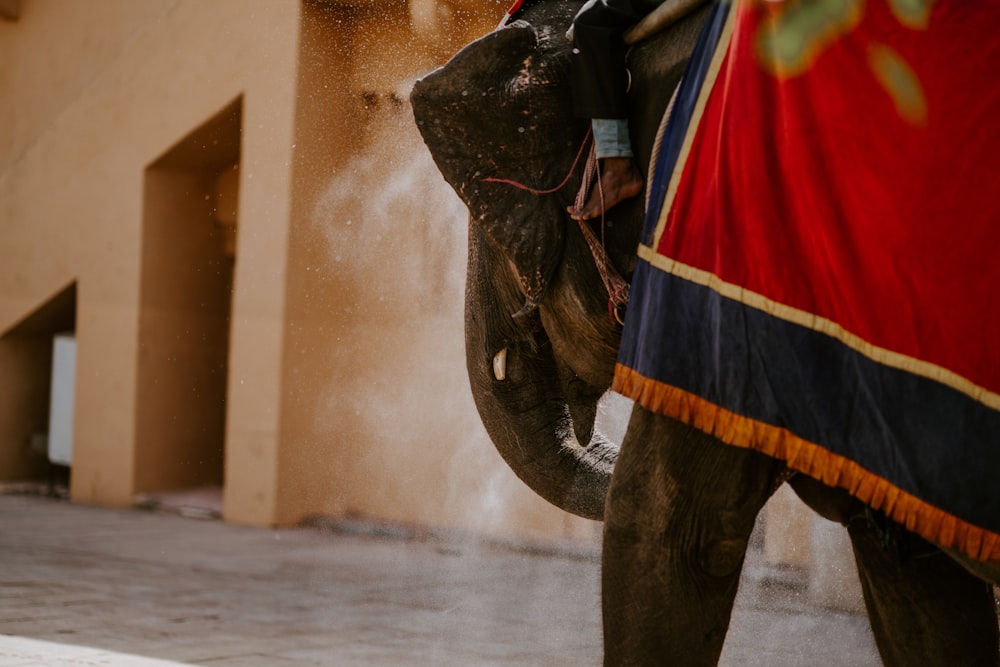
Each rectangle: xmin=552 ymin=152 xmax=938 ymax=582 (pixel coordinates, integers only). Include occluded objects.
xmin=618 ymin=261 xmax=1000 ymax=534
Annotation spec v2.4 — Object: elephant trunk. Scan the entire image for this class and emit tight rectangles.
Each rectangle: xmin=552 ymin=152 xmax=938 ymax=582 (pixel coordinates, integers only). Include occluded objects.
xmin=466 ymin=224 xmax=616 ymax=520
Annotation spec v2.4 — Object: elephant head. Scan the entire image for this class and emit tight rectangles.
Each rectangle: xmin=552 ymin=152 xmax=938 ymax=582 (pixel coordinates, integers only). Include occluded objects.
xmin=411 ymin=1 xmax=708 ymax=519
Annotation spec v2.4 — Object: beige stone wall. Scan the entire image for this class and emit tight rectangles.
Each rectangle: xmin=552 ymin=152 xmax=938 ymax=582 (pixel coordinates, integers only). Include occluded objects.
xmin=1 ymin=0 xmax=300 ymax=513
xmin=0 ymin=0 xmax=603 ymax=546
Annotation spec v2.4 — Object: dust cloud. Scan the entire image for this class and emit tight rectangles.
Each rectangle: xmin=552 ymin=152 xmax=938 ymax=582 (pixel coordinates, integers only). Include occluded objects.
xmin=308 ymin=93 xmax=543 ymax=541
xmin=306 ymin=85 xmax=630 ymax=544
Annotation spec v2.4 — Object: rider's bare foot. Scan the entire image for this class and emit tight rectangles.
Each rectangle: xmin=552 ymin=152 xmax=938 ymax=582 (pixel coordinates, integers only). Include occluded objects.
xmin=568 ymin=157 xmax=644 ymax=221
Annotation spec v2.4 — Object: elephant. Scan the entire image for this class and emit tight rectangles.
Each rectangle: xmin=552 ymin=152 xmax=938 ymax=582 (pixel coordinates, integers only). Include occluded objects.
xmin=411 ymin=1 xmax=1000 ymax=665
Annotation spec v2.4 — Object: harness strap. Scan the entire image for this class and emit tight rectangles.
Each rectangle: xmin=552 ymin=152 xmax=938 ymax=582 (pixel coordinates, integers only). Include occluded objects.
xmin=577 ymin=215 xmax=631 ymax=326
xmin=574 ymin=140 xmax=631 ymax=325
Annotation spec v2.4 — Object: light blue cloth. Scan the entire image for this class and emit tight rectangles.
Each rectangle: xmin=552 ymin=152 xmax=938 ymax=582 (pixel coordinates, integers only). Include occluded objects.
xmin=592 ymin=117 xmax=634 ymax=159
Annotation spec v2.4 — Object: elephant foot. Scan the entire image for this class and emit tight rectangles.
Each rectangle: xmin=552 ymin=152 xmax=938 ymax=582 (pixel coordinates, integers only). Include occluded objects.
xmin=849 ymin=517 xmax=1000 ymax=667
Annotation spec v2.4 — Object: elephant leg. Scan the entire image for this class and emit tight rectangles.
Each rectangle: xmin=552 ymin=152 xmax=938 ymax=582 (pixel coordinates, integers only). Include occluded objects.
xmin=602 ymin=405 xmax=781 ymax=666
xmin=847 ymin=515 xmax=1000 ymax=666
xmin=790 ymin=473 xmax=1000 ymax=665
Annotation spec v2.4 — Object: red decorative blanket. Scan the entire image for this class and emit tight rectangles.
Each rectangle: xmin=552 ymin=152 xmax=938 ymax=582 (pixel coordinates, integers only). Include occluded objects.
xmin=614 ymin=0 xmax=1000 ymax=560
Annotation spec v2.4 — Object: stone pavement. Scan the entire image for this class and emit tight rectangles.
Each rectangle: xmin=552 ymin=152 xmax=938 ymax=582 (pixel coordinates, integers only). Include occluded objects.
xmin=0 ymin=494 xmax=880 ymax=666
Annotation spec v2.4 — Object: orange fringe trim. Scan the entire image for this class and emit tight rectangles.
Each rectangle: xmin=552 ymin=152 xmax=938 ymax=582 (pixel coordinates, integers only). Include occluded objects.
xmin=613 ymin=363 xmax=1000 ymax=562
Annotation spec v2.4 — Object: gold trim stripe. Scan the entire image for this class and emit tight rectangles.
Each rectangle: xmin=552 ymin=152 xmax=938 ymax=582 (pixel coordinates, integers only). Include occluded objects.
xmin=636 ymin=244 xmax=1000 ymax=412
xmin=651 ymin=0 xmax=739 ymax=250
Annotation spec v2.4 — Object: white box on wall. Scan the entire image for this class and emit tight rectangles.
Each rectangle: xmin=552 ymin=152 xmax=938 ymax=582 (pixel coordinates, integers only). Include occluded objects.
xmin=48 ymin=334 xmax=76 ymax=466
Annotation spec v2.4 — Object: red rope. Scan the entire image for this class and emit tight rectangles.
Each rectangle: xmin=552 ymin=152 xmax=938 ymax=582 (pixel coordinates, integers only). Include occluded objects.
xmin=481 ymin=127 xmax=592 ymax=195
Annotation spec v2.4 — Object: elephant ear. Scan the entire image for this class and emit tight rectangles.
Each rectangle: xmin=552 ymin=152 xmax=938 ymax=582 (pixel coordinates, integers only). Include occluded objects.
xmin=412 ymin=16 xmax=586 ymax=318
xmin=470 ymin=183 xmax=567 ymax=319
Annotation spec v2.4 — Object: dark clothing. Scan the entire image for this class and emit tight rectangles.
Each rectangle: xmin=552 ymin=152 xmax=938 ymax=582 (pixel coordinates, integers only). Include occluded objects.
xmin=570 ymin=0 xmax=663 ymax=119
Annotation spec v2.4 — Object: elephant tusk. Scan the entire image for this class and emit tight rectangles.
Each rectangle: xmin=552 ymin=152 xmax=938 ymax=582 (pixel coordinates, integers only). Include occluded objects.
xmin=492 ymin=348 xmax=508 ymax=381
